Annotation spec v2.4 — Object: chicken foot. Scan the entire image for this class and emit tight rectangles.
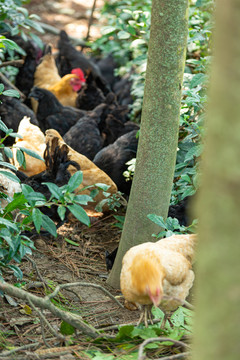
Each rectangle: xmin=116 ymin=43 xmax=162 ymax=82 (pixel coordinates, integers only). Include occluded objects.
xmin=137 ymin=304 xmax=154 ymax=327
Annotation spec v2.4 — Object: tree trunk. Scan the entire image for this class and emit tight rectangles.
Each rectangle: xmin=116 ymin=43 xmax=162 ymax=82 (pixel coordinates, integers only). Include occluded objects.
xmin=192 ymin=1 xmax=240 ymax=359
xmin=107 ymin=0 xmax=189 ymax=288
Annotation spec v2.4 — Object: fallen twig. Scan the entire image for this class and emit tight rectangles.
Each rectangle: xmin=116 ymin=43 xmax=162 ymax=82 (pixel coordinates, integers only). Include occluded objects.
xmin=47 ymin=282 xmax=124 ymax=309
xmin=138 ymin=337 xmax=190 ymax=360
xmin=0 ymin=282 xmax=99 ymax=339
xmin=25 ymin=255 xmax=50 ymax=290
xmin=0 ymin=72 xmax=26 ymax=101
xmin=27 ymin=296 xmax=65 ymax=342
xmin=0 ymin=342 xmax=40 ymax=357
xmin=97 ymin=318 xmax=164 ymax=332
xmin=0 ymin=59 xmax=24 ymax=68
xmin=155 ymin=352 xmax=190 ymax=360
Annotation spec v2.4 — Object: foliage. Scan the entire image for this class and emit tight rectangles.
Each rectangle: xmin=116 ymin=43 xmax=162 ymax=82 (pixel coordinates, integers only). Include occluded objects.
xmin=0 ymin=0 xmax=44 ymax=47
xmin=83 ymin=306 xmax=193 ymax=359
xmin=91 ymin=0 xmax=213 ymax=216
xmin=0 ymin=123 xmax=94 ymax=282
xmin=147 ymin=213 xmax=198 ymax=238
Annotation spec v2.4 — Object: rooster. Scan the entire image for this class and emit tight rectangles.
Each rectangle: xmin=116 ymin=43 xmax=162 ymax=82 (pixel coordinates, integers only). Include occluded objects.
xmin=120 ymin=234 xmax=196 ymax=326
xmin=32 ymin=51 xmax=85 ymax=111
xmin=12 ymin=116 xmax=46 ymax=177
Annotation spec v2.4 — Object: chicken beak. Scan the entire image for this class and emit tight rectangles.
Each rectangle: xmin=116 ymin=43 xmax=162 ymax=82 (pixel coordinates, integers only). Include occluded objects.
xmin=147 ymin=287 xmax=163 ymax=306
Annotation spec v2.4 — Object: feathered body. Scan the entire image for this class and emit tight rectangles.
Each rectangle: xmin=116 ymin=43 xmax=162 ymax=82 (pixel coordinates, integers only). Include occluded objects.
xmin=93 ymin=130 xmax=138 ymax=195
xmin=44 ymin=130 xmax=118 ymax=209
xmin=120 ymin=234 xmax=196 ymax=312
xmin=29 ymin=87 xmax=85 ymax=136
xmin=32 ymin=52 xmax=85 ymax=111
xmin=0 ymin=169 xmax=22 ymax=209
xmin=13 ymin=117 xmax=46 ymax=177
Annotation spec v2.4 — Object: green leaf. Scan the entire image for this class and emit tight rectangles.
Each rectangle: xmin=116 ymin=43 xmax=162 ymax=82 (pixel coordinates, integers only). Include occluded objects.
xmin=0 ymin=170 xmax=20 ymax=183
xmin=117 ymin=30 xmax=131 ymax=39
xmin=60 ymin=321 xmax=75 ymax=335
xmin=4 ymin=193 xmax=26 ymax=213
xmin=2 ymin=89 xmax=20 ymax=98
xmin=16 ymin=149 xmax=25 ymax=167
xmin=95 ymin=183 xmax=110 ymax=191
xmin=15 ymin=146 xmax=44 ymax=161
xmin=0 ymin=84 xmax=4 ymax=93
xmin=190 ymin=73 xmax=207 ymax=88
xmin=67 ymin=204 xmax=90 ymax=227
xmin=41 ymin=215 xmax=57 ymax=237
xmin=170 ymin=307 xmax=185 ymax=327
xmin=73 ymin=194 xmax=93 ymax=205
xmin=151 ymin=306 xmax=165 ymax=322
xmin=64 ymin=238 xmax=79 ymax=247
xmin=42 ymin=182 xmax=62 ymax=200
xmin=101 ymin=26 xmax=117 ymax=35
xmin=67 ymin=171 xmax=83 ymax=192
xmin=0 ymin=218 xmax=18 ymax=230
xmin=25 ymin=192 xmax=46 ymax=203
xmin=184 ymin=144 xmax=202 ymax=162
xmin=0 ymin=119 xmax=9 ymax=133
xmin=32 ymin=208 xmax=42 ymax=232
xmin=7 ymin=265 xmax=23 ymax=280
xmin=57 ymin=206 xmax=66 ymax=221
xmin=4 ymin=147 xmax=13 ymax=159
xmin=147 ymin=214 xmax=166 ymax=228
xmin=115 ymin=325 xmax=134 ymax=341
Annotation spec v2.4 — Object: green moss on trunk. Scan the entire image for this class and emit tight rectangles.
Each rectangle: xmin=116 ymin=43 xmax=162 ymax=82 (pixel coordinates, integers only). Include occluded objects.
xmin=107 ymin=0 xmax=189 ymax=288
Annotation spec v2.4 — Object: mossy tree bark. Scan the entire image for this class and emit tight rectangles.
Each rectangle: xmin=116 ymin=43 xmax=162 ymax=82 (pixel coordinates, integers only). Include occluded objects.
xmin=192 ymin=1 xmax=240 ymax=359
xmin=107 ymin=0 xmax=189 ymax=288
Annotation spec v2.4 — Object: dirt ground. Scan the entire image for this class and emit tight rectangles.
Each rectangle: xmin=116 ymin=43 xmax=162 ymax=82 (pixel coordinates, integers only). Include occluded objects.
xmin=0 ymin=1 xmax=142 ymax=356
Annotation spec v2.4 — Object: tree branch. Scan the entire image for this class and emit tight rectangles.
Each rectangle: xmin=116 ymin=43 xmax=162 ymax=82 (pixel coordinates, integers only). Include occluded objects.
xmin=0 ymin=282 xmax=99 ymax=339
xmin=47 ymin=282 xmax=124 ymax=309
xmin=138 ymin=337 xmax=190 ymax=360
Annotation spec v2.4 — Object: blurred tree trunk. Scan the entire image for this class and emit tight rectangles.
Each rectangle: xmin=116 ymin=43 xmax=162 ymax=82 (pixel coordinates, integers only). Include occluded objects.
xmin=193 ymin=1 xmax=240 ymax=359
xmin=107 ymin=0 xmax=189 ymax=288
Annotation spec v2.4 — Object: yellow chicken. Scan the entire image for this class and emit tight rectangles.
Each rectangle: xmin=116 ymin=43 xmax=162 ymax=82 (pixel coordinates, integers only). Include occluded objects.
xmin=32 ymin=52 xmax=85 ymax=112
xmin=120 ymin=234 xmax=197 ymax=326
xmin=13 ymin=116 xmax=46 ymax=176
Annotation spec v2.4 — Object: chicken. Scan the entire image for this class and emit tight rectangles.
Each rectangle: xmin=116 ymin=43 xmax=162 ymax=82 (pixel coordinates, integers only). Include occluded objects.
xmin=28 ymin=87 xmax=85 ymax=136
xmin=76 ymin=71 xmax=105 ymax=111
xmin=0 ymin=169 xmax=22 ymax=209
xmin=56 ymin=30 xmax=109 ymax=95
xmin=0 ymin=77 xmax=38 ymax=146
xmin=93 ymin=130 xmax=139 ymax=195
xmin=101 ymin=114 xmax=140 ymax=147
xmin=15 ymin=37 xmax=45 ymax=107
xmin=45 ymin=129 xmax=118 ymax=209
xmin=32 ymin=51 xmax=85 ymax=111
xmin=105 ymin=196 xmax=196 ymax=271
xmin=63 ymin=104 xmax=107 ymax=160
xmin=120 ymin=234 xmax=197 ymax=326
xmin=12 ymin=116 xmax=46 ymax=177
xmin=20 ymin=134 xmax=81 ymax=225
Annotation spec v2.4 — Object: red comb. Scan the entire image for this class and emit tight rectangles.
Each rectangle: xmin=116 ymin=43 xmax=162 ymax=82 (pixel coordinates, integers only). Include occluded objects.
xmin=71 ymin=68 xmax=86 ymax=82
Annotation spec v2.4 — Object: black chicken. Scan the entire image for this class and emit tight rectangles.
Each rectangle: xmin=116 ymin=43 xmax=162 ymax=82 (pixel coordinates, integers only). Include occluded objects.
xmin=93 ymin=130 xmax=138 ymax=195
xmin=56 ymin=30 xmax=109 ymax=95
xmin=63 ymin=104 xmax=106 ymax=160
xmin=28 ymin=87 xmax=85 ymax=136
xmin=76 ymin=71 xmax=105 ymax=111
